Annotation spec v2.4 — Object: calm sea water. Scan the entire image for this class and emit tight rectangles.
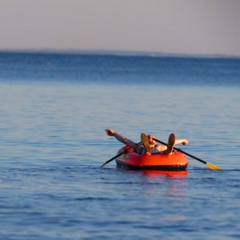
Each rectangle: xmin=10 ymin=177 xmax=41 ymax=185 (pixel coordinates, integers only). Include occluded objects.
xmin=0 ymin=52 xmax=240 ymax=239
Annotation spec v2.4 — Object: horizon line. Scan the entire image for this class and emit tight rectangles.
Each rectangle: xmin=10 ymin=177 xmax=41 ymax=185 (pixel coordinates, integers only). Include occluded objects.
xmin=0 ymin=48 xmax=240 ymax=59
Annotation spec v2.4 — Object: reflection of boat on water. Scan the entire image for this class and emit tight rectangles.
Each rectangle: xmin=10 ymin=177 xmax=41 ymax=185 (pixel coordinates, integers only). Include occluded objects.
xmin=116 ymin=146 xmax=189 ymax=171
xmin=142 ymin=170 xmax=188 ymax=178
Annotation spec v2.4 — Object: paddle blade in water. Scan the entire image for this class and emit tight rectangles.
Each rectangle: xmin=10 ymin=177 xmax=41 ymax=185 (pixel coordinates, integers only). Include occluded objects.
xmin=206 ymin=162 xmax=222 ymax=170
xmin=100 ymin=162 xmax=107 ymax=168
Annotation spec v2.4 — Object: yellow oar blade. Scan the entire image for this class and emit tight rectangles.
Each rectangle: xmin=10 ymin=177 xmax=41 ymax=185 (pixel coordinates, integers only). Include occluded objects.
xmin=206 ymin=162 xmax=222 ymax=170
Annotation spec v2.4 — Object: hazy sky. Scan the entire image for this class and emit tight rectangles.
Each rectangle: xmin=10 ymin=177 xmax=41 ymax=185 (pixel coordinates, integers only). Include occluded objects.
xmin=1 ymin=0 xmax=240 ymax=56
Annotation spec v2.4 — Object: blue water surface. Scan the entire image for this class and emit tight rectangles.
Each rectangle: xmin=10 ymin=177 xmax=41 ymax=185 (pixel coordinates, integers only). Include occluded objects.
xmin=0 ymin=51 xmax=240 ymax=239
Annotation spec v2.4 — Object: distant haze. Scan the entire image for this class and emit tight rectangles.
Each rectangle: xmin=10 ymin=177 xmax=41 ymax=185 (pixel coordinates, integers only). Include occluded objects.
xmin=1 ymin=0 xmax=240 ymax=56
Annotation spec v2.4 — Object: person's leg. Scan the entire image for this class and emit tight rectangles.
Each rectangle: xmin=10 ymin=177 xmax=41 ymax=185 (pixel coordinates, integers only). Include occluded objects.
xmin=166 ymin=133 xmax=176 ymax=154
xmin=141 ymin=133 xmax=151 ymax=155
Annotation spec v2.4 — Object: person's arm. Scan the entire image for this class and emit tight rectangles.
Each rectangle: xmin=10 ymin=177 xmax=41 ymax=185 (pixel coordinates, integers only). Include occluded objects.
xmin=152 ymin=138 xmax=188 ymax=152
xmin=105 ymin=129 xmax=136 ymax=147
xmin=175 ymin=139 xmax=188 ymax=146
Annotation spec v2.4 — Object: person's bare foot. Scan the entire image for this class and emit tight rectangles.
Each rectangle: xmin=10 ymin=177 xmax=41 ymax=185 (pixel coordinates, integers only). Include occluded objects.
xmin=166 ymin=133 xmax=175 ymax=154
xmin=141 ymin=133 xmax=151 ymax=155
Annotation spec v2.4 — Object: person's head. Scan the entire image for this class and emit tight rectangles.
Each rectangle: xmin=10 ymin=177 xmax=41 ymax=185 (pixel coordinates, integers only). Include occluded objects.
xmin=147 ymin=134 xmax=156 ymax=146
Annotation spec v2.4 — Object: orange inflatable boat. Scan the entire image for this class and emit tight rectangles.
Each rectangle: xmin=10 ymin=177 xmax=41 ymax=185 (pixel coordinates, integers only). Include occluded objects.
xmin=115 ymin=146 xmax=188 ymax=171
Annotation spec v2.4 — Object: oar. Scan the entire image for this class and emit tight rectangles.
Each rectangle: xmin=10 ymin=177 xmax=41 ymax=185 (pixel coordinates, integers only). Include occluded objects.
xmin=153 ymin=138 xmax=222 ymax=170
xmin=101 ymin=142 xmax=141 ymax=168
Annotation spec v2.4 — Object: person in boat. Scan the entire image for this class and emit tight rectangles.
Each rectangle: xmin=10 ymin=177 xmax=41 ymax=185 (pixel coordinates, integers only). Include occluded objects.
xmin=105 ymin=129 xmax=188 ymax=155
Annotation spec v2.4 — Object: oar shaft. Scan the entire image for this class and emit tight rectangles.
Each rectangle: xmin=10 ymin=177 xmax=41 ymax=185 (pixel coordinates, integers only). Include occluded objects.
xmin=101 ymin=151 xmax=126 ymax=167
xmin=176 ymin=149 xmax=206 ymax=164
xmin=153 ymin=138 xmax=221 ymax=170
xmin=154 ymin=138 xmax=207 ymax=164
xmin=101 ymin=142 xmax=140 ymax=168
